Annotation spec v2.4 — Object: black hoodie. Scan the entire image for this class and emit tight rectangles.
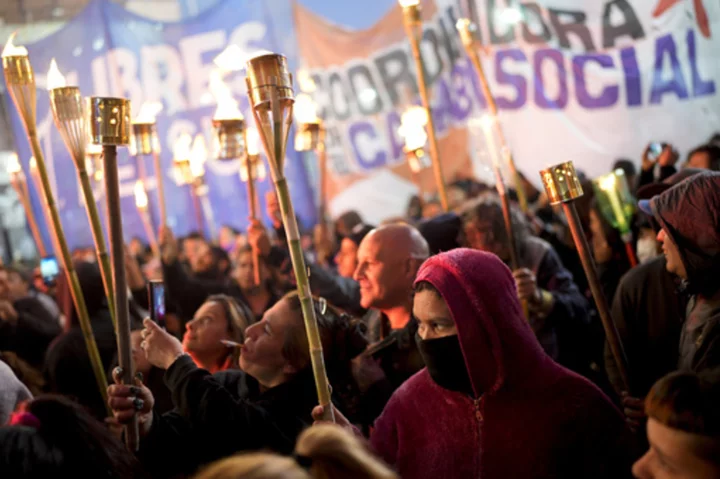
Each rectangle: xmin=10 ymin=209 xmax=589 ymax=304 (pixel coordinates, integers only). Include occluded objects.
xmin=650 ymin=172 xmax=720 ymax=372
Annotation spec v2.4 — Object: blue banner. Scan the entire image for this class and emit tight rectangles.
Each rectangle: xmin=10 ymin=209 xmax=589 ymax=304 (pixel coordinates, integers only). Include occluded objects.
xmin=4 ymin=0 xmax=315 ymax=252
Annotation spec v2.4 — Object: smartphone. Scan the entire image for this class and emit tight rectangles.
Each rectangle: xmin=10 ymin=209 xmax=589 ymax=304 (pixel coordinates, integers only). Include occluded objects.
xmin=147 ymin=280 xmax=166 ymax=328
xmin=40 ymin=256 xmax=60 ymax=287
xmin=648 ymin=142 xmax=664 ymax=160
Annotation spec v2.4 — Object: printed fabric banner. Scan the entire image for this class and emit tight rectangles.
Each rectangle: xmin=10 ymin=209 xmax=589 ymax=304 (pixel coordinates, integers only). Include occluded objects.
xmin=293 ymin=0 xmax=720 ymax=224
xmin=3 ymin=0 xmax=315 ymax=252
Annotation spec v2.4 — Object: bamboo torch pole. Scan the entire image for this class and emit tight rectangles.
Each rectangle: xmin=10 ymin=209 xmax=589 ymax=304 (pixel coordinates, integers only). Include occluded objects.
xmin=246 ymin=53 xmax=334 ymax=422
xmin=2 ymin=36 xmax=109 ymax=412
xmin=457 ymin=18 xmax=528 ymax=213
xmin=7 ymin=153 xmax=47 ymax=256
xmin=476 ymin=116 xmax=530 ymax=320
xmin=47 ymin=59 xmax=117 ymax=332
xmin=540 ymin=161 xmax=631 ymax=392
xmin=134 ymin=181 xmax=159 ymax=256
xmin=242 ymin=127 xmax=264 ymax=286
xmin=400 ymin=0 xmax=448 ymax=211
xmin=88 ymin=96 xmax=139 ymax=450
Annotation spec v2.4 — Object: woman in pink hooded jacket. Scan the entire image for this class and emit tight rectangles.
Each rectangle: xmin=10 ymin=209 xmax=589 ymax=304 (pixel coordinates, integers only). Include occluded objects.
xmin=359 ymin=249 xmax=636 ymax=478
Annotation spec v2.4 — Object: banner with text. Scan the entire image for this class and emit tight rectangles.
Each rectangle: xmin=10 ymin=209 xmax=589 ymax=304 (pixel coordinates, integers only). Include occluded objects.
xmin=3 ymin=0 xmax=314 ymax=251
xmin=294 ymin=0 xmax=720 ymax=224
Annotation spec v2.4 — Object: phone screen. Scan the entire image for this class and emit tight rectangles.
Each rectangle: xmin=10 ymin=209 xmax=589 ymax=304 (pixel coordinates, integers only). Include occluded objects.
xmin=147 ymin=281 xmax=166 ymax=328
xmin=40 ymin=256 xmax=60 ymax=286
xmin=649 ymin=142 xmax=663 ymax=160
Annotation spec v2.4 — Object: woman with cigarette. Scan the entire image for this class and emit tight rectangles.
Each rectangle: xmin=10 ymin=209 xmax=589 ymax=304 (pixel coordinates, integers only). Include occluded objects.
xmin=108 ymin=293 xmax=368 ymax=478
xmin=181 ymin=294 xmax=253 ymax=372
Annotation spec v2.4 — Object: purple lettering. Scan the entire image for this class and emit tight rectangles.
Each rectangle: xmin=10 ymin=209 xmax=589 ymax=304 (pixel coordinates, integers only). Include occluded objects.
xmin=572 ymin=54 xmax=619 ymax=108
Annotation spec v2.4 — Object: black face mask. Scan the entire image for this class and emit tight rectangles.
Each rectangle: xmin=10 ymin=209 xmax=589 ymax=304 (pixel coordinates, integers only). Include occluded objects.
xmin=416 ymin=334 xmax=475 ymax=397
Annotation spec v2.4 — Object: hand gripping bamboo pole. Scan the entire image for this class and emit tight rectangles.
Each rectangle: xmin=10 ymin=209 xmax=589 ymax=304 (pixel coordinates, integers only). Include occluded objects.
xmin=88 ymin=96 xmax=139 ymax=450
xmin=2 ymin=43 xmax=109 ymax=413
xmin=246 ymin=54 xmax=334 ymax=422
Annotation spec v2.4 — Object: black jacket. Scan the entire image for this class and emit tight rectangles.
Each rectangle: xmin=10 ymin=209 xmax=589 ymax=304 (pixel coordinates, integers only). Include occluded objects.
xmin=137 ymin=355 xmax=318 ymax=478
xmin=604 ymin=256 xmax=686 ymax=396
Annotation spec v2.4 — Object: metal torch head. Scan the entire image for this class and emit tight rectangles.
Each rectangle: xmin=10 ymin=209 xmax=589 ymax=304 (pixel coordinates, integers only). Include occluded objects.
xmin=246 ymin=54 xmax=294 ymax=112
xmin=131 ymin=122 xmax=159 ymax=156
xmin=89 ymin=97 xmax=131 ymax=146
xmin=456 ymin=18 xmax=480 ymax=49
xmin=2 ymin=55 xmax=33 ymax=86
xmin=212 ymin=118 xmax=246 ymax=160
xmin=400 ymin=1 xmax=422 ymax=26
xmin=539 ymin=161 xmax=584 ymax=205
xmin=294 ymin=121 xmax=322 ymax=152
xmin=50 ymin=86 xmax=87 ymax=167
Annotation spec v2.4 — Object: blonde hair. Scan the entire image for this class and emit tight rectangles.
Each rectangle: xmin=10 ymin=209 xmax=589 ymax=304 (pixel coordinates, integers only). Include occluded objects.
xmin=295 ymin=424 xmax=398 ymax=479
xmin=193 ymin=453 xmax=309 ymax=479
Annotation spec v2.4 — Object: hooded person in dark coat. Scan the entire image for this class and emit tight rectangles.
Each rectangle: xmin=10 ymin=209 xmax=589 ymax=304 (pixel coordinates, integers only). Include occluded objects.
xmin=604 ymin=169 xmax=703 ymax=397
xmin=639 ymin=171 xmax=720 ymax=373
xmin=367 ymin=249 xmax=635 ymax=478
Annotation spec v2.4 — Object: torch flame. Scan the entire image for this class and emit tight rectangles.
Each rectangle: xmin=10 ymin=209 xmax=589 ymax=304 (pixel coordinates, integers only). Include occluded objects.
xmin=398 ymin=0 xmax=420 ymax=7
xmin=6 ymin=153 xmax=21 ymax=174
xmin=246 ymin=127 xmax=261 ymax=156
xmin=297 ymin=69 xmax=316 ymax=93
xmin=190 ymin=135 xmax=207 ymax=178
xmin=2 ymin=33 xmax=28 ymax=57
xmin=134 ymin=181 xmax=148 ymax=209
xmin=46 ymin=59 xmax=67 ymax=90
xmin=456 ymin=18 xmax=471 ymax=32
xmin=173 ymin=133 xmax=193 ymax=162
xmin=134 ymin=101 xmax=163 ymax=124
xmin=210 ymin=69 xmax=243 ymax=121
xmin=403 ymin=127 xmax=428 ymax=151
xmin=214 ymin=44 xmax=244 ymax=72
xmin=294 ymin=94 xmax=319 ymax=124
xmin=87 ymin=142 xmax=103 ymax=156
xmin=598 ymin=173 xmax=617 ymax=192
xmin=398 ymin=106 xmax=428 ymax=146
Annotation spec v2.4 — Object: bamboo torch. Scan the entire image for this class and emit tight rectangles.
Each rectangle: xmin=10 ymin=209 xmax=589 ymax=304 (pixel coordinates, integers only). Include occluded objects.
xmin=540 ymin=161 xmax=630 ymax=391
xmin=134 ymin=180 xmax=159 ymax=256
xmin=189 ymin=134 xmax=217 ymax=242
xmin=399 ymin=0 xmax=448 ymax=211
xmin=47 ymin=59 xmax=117 ymax=332
xmin=240 ymin=126 xmax=266 ymax=286
xmin=172 ymin=133 xmax=204 ymax=232
xmin=87 ymin=95 xmax=138 ymax=449
xmin=475 ymin=115 xmax=529 ymax=319
xmin=28 ymin=157 xmax=62 ymax=257
xmin=456 ymin=18 xmax=528 ymax=213
xmin=246 ymin=53 xmax=334 ymax=422
xmin=6 ymin=153 xmax=47 ymax=256
xmin=593 ymin=170 xmax=638 ymax=267
xmin=398 ymin=106 xmax=431 ymax=204
xmin=3 ymin=35 xmax=110 ymax=412
xmin=130 ymin=102 xmax=165 ymax=226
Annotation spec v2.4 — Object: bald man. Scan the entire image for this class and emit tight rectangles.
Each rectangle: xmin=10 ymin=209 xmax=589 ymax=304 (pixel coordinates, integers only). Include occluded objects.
xmin=354 ymin=224 xmax=430 ymax=337
xmin=349 ymin=225 xmax=429 ymax=399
